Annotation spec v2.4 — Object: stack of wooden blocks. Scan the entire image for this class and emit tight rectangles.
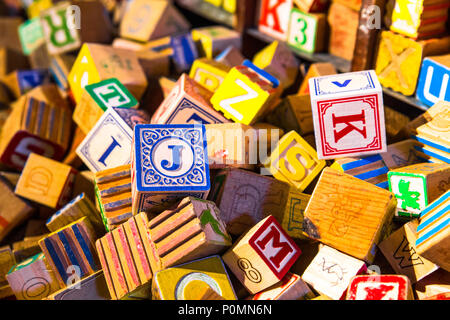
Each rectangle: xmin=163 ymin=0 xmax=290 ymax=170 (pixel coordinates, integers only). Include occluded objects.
xmin=0 ymin=0 xmax=448 ymax=302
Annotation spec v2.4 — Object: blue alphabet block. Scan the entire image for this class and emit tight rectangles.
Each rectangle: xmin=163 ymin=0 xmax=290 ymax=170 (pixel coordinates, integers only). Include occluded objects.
xmin=170 ymin=33 xmax=198 ymax=72
xmin=416 ymin=56 xmax=450 ymax=107
xmin=131 ymin=124 xmax=210 ymax=214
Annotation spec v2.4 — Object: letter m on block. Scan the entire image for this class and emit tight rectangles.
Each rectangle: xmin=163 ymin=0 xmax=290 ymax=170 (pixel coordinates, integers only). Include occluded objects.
xmin=249 ymin=216 xmax=300 ymax=279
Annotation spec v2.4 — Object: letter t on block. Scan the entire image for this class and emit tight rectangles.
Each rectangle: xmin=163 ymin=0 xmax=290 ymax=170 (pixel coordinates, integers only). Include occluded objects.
xmin=309 ymin=70 xmax=387 ymax=159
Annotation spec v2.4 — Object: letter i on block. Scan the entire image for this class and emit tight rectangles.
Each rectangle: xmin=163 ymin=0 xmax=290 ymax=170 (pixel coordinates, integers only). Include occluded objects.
xmin=258 ymin=0 xmax=294 ymax=41
xmin=152 ymin=256 xmax=236 ymax=300
xmin=309 ymin=70 xmax=387 ymax=159
xmin=346 ymin=275 xmax=414 ymax=300
xmin=223 ymin=215 xmax=301 ymax=294
xmin=416 ymin=190 xmax=450 ymax=272
xmin=266 ymin=130 xmax=326 ymax=192
xmin=211 ymin=65 xmax=278 ymax=125
xmin=76 ymin=107 xmax=150 ymax=173
xmin=131 ymin=124 xmax=210 ymax=214
xmin=416 ymin=54 xmax=450 ymax=107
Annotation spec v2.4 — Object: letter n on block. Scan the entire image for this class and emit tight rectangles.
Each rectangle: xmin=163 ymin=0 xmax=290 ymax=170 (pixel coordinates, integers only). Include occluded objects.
xmin=309 ymin=70 xmax=387 ymax=159
xmin=258 ymin=0 xmax=293 ymax=41
xmin=223 ymin=215 xmax=300 ymax=294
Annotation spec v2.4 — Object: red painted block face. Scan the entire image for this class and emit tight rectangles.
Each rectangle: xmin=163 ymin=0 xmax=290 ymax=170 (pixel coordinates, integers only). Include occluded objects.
xmin=249 ymin=215 xmax=301 ymax=280
xmin=346 ymin=275 xmax=412 ymax=300
xmin=258 ymin=0 xmax=293 ymax=41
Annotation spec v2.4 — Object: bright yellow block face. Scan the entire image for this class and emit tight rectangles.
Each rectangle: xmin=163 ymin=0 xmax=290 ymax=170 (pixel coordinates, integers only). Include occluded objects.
xmin=28 ymin=0 xmax=53 ymax=19
xmin=211 ymin=67 xmax=274 ymax=125
xmin=267 ymin=131 xmax=326 ymax=191
xmin=375 ymin=31 xmax=422 ymax=96
xmin=390 ymin=0 xmax=424 ymax=38
xmin=68 ymin=44 xmax=101 ymax=103
xmin=253 ymin=41 xmax=277 ymax=70
xmin=152 ymin=256 xmax=236 ymax=300
xmin=189 ymin=59 xmax=229 ymax=92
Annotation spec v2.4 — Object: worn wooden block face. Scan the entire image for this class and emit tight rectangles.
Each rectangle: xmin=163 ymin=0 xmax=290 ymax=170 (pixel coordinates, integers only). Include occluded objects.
xmin=388 ymin=163 xmax=450 ymax=219
xmin=302 ymin=245 xmax=366 ymax=300
xmin=258 ymin=0 xmax=293 ymax=41
xmin=151 ymin=74 xmax=228 ymax=125
xmin=416 ymin=55 xmax=450 ymax=107
xmin=378 ymin=220 xmax=439 ymax=283
xmin=382 ymin=140 xmax=421 ymax=170
xmin=39 ymin=217 xmax=99 ymax=288
xmin=346 ymin=275 xmax=413 ymax=300
xmin=96 ymin=212 xmax=153 ymax=300
xmin=223 ymin=215 xmax=300 ymax=294
xmin=416 ymin=190 xmax=450 ymax=272
xmin=120 ymin=0 xmax=190 ymax=42
xmin=215 ymin=45 xmax=245 ymax=67
xmin=211 ymin=66 xmax=277 ymax=125
xmin=152 ymin=255 xmax=236 ymax=300
xmin=251 ymin=272 xmax=314 ymax=300
xmin=191 ymin=26 xmax=241 ymax=59
xmin=147 ymin=197 xmax=231 ymax=273
xmin=189 ymin=58 xmax=230 ymax=92
xmin=0 ymin=177 xmax=35 ymax=242
xmin=267 ymin=130 xmax=326 ymax=191
xmin=131 ymin=124 xmax=210 ymax=214
xmin=6 ymin=252 xmax=60 ymax=300
xmin=293 ymin=0 xmax=329 ymax=13
xmin=208 ymin=168 xmax=290 ymax=236
xmin=327 ymin=2 xmax=358 ymax=61
xmin=15 ymin=153 xmax=76 ymax=209
xmin=73 ymin=78 xmax=139 ymax=135
xmin=309 ymin=70 xmax=387 ymax=159
xmin=287 ymin=9 xmax=326 ymax=54
xmin=303 ymin=168 xmax=397 ymax=262
xmin=0 ymin=246 xmax=15 ymax=284
xmin=18 ymin=17 xmax=45 ymax=55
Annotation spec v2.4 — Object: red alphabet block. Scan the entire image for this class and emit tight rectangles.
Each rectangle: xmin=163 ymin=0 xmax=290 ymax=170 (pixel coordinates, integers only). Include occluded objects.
xmin=346 ymin=275 xmax=414 ymax=300
xmin=258 ymin=0 xmax=293 ymax=41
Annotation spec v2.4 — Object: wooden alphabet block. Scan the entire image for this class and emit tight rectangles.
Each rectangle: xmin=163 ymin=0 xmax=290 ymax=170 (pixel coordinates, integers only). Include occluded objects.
xmin=146 ymin=197 xmax=232 ymax=273
xmin=40 ymin=0 xmax=113 ymax=55
xmin=96 ymin=212 xmax=153 ymax=300
xmin=191 ymin=26 xmax=241 ymax=59
xmin=215 ymin=46 xmax=245 ymax=67
xmin=415 ymin=268 xmax=450 ymax=299
xmin=383 ymin=140 xmax=421 ymax=169
xmin=151 ymin=74 xmax=228 ymax=125
xmin=293 ymin=0 xmax=329 ymax=12
xmin=346 ymin=275 xmax=414 ymax=300
xmin=0 ymin=246 xmax=15 ymax=284
xmin=211 ymin=65 xmax=278 ymax=125
xmin=120 ymin=0 xmax=190 ymax=42
xmin=131 ymin=124 xmax=211 ymax=214
xmin=205 ymin=123 xmax=257 ymax=170
xmin=136 ymin=49 xmax=171 ymax=79
xmin=73 ymin=78 xmax=139 ymax=135
xmin=152 ymin=255 xmax=236 ymax=300
xmin=208 ymin=168 xmax=290 ymax=236
xmin=223 ymin=215 xmax=301 ymax=294
xmin=46 ymin=270 xmax=110 ymax=300
xmin=0 ymin=176 xmax=35 ymax=242
xmin=297 ymin=63 xmax=336 ymax=96
xmin=68 ymin=43 xmax=148 ymax=104
xmin=273 ymin=188 xmax=310 ymax=240
xmin=266 ymin=130 xmax=326 ymax=191
xmin=378 ymin=220 xmax=438 ymax=283
xmin=0 ymin=17 xmax=24 ymax=53
xmin=2 ymin=69 xmax=51 ymax=99
xmin=416 ymin=190 xmax=450 ymax=272
xmin=309 ymin=70 xmax=387 ymax=159
xmin=39 ymin=217 xmax=99 ymax=288
xmin=374 ymin=31 xmax=450 ymax=96
xmin=416 ymin=54 xmax=450 ymax=107
xmin=390 ymin=0 xmax=450 ymax=39
xmin=402 ymin=100 xmax=448 ymax=137
xmin=170 ymin=33 xmax=199 ymax=73
xmin=189 ymin=58 xmax=231 ymax=92
xmin=26 ymin=0 xmax=54 ymax=19
xmin=15 ymin=153 xmax=77 ymax=209
xmin=95 ymin=164 xmax=133 ymax=231
xmin=18 ymin=17 xmax=45 ymax=56
xmin=253 ymin=41 xmax=299 ymax=90
xmin=258 ymin=0 xmax=293 ymax=41
xmin=303 ymin=168 xmax=397 ymax=263
xmin=77 ymin=107 xmax=149 ymax=173
xmin=250 ymin=272 xmax=315 ymax=300
xmin=287 ymin=9 xmax=327 ymax=54
xmin=327 ymin=2 xmax=359 ymax=61
xmin=388 ymin=163 xmax=450 ymax=219
xmin=49 ymin=54 xmax=76 ymax=91
xmin=12 ymin=236 xmax=45 ymax=263
xmin=301 ymin=245 xmax=366 ymax=300
xmin=46 ymin=193 xmax=103 ymax=233
xmin=6 ymin=252 xmax=60 ymax=300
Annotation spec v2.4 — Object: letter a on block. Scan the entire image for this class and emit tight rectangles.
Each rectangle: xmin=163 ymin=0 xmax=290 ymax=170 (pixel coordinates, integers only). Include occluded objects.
xmin=258 ymin=0 xmax=293 ymax=41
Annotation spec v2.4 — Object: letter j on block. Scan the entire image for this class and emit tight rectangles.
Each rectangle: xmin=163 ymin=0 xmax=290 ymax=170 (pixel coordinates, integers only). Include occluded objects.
xmin=309 ymin=70 xmax=387 ymax=159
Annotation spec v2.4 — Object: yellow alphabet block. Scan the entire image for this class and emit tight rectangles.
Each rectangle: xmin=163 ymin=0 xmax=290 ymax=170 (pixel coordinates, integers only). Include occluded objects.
xmin=189 ymin=58 xmax=230 ymax=92
xmin=152 ymin=256 xmax=237 ymax=300
xmin=211 ymin=65 xmax=277 ymax=125
xmin=266 ymin=131 xmax=326 ymax=191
